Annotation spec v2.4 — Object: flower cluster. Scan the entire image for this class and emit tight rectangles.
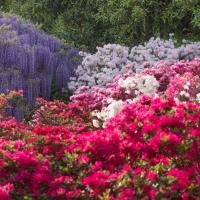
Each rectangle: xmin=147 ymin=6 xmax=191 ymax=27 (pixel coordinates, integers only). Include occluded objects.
xmin=0 ymin=93 xmax=199 ymax=199
xmin=0 ymin=14 xmax=80 ymax=118
xmin=71 ymin=59 xmax=200 ymax=125
xmin=118 ymin=74 xmax=159 ymax=96
xmin=68 ymin=44 xmax=130 ymax=91
xmin=69 ymin=37 xmax=200 ymax=91
xmin=0 ymin=17 xmax=199 ymax=198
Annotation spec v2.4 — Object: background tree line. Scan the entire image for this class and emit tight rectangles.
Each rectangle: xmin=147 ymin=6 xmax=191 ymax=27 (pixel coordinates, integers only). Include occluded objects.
xmin=1 ymin=0 xmax=200 ymax=52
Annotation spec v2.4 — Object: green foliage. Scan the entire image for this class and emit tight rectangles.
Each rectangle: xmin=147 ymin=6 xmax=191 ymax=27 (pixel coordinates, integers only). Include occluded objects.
xmin=1 ymin=0 xmax=200 ymax=51
xmin=1 ymin=0 xmax=54 ymax=30
xmin=50 ymin=80 xmax=72 ymax=103
xmin=192 ymin=7 xmax=200 ymax=29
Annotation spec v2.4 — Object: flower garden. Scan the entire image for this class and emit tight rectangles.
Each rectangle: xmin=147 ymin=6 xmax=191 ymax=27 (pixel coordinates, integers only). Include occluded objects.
xmin=0 ymin=14 xmax=199 ymax=200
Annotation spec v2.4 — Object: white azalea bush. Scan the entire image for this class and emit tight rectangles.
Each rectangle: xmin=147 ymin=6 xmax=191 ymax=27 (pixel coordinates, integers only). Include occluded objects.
xmin=118 ymin=74 xmax=159 ymax=96
xmin=68 ymin=37 xmax=200 ymax=91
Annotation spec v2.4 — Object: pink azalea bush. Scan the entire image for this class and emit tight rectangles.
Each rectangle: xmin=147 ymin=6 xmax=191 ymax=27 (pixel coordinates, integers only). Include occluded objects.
xmin=71 ymin=59 xmax=200 ymax=126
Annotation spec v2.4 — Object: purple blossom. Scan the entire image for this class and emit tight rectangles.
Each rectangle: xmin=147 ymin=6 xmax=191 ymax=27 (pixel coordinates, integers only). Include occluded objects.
xmin=0 ymin=14 xmax=80 ymax=119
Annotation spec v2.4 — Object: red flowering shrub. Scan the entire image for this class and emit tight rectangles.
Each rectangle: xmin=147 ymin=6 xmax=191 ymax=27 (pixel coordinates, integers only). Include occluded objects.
xmin=31 ymin=98 xmax=94 ymax=132
xmin=0 ymin=95 xmax=199 ymax=199
xmin=70 ymin=97 xmax=200 ymax=199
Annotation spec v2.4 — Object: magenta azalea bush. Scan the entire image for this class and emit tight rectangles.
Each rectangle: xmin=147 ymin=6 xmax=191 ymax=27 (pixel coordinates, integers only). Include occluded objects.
xmin=0 ymin=59 xmax=199 ymax=199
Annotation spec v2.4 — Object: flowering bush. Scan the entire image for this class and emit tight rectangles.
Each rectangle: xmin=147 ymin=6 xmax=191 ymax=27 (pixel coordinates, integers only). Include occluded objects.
xmin=68 ymin=44 xmax=130 ymax=91
xmin=69 ymin=37 xmax=200 ymax=91
xmin=71 ymin=59 xmax=200 ymax=126
xmin=30 ymin=98 xmax=94 ymax=132
xmin=0 ymin=94 xmax=199 ymax=199
xmin=0 ymin=30 xmax=199 ymax=199
xmin=0 ymin=14 xmax=80 ymax=115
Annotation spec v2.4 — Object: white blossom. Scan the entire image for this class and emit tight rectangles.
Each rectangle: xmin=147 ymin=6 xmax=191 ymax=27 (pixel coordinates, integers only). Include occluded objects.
xmin=183 ymin=82 xmax=191 ymax=90
xmin=92 ymin=119 xmax=100 ymax=128
xmin=119 ymin=74 xmax=159 ymax=96
xmin=118 ymin=77 xmax=136 ymax=94
xmin=180 ymin=91 xmax=190 ymax=98
xmin=134 ymin=75 xmax=159 ymax=96
xmin=174 ymin=97 xmax=180 ymax=105
xmin=196 ymin=93 xmax=200 ymax=102
xmin=94 ymin=99 xmax=124 ymax=127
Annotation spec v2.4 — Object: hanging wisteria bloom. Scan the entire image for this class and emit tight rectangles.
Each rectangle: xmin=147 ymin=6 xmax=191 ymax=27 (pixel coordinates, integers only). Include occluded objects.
xmin=0 ymin=14 xmax=80 ymax=119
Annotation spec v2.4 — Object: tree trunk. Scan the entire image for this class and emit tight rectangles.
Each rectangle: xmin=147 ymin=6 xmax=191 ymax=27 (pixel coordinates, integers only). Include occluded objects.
xmin=144 ymin=15 xmax=153 ymax=41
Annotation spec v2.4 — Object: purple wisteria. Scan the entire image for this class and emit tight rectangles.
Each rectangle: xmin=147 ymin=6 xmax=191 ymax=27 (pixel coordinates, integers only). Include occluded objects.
xmin=0 ymin=14 xmax=80 ymax=119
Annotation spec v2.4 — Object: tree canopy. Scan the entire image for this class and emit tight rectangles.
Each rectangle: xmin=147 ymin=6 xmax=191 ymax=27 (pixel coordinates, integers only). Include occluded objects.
xmin=1 ymin=0 xmax=200 ymax=51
